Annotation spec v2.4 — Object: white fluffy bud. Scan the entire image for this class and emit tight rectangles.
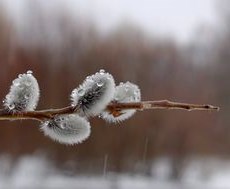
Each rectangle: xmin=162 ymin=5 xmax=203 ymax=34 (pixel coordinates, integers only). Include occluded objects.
xmin=3 ymin=70 xmax=40 ymax=112
xmin=101 ymin=81 xmax=141 ymax=123
xmin=71 ymin=70 xmax=115 ymax=117
xmin=40 ymin=114 xmax=91 ymax=145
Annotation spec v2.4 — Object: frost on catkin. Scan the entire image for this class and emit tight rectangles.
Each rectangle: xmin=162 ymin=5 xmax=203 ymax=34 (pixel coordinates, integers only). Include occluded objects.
xmin=71 ymin=70 xmax=115 ymax=117
xmin=101 ymin=81 xmax=141 ymax=123
xmin=40 ymin=114 xmax=91 ymax=145
xmin=3 ymin=71 xmax=40 ymax=112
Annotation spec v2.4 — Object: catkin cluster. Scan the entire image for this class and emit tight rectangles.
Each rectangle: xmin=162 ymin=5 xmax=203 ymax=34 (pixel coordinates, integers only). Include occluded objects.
xmin=3 ymin=70 xmax=141 ymax=145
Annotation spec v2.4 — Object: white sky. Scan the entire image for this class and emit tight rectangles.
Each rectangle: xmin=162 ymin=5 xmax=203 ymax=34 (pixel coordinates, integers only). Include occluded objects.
xmin=3 ymin=0 xmax=218 ymax=43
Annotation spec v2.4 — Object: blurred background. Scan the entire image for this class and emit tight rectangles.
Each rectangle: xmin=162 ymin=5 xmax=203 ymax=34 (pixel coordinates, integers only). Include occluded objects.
xmin=0 ymin=0 xmax=229 ymax=188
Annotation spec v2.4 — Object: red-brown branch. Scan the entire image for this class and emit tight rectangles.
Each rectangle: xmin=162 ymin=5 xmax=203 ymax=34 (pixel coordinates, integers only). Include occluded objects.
xmin=0 ymin=100 xmax=219 ymax=122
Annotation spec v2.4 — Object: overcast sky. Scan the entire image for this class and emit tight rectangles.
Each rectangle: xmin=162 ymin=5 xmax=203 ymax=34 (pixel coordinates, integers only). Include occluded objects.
xmin=4 ymin=0 xmax=218 ymax=43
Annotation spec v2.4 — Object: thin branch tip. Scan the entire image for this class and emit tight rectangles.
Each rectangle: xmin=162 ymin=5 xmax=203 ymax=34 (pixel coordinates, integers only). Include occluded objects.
xmin=107 ymin=100 xmax=220 ymax=112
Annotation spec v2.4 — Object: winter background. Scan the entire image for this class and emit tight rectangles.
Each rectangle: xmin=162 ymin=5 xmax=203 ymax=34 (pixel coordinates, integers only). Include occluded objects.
xmin=0 ymin=0 xmax=230 ymax=188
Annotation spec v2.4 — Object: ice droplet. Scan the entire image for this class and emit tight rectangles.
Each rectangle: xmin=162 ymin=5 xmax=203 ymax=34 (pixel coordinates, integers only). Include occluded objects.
xmin=71 ymin=90 xmax=76 ymax=96
xmin=134 ymin=90 xmax=139 ymax=100
xmin=59 ymin=122 xmax=66 ymax=129
xmin=97 ymin=80 xmax=104 ymax=87
xmin=99 ymin=69 xmax=105 ymax=75
xmin=8 ymin=104 xmax=15 ymax=110
xmin=60 ymin=117 xmax=65 ymax=121
xmin=13 ymin=80 xmax=20 ymax=87
xmin=18 ymin=85 xmax=23 ymax=89
xmin=5 ymin=94 xmax=10 ymax=100
xmin=18 ymin=74 xmax=23 ymax=78
xmin=86 ymin=76 xmax=94 ymax=83
xmin=25 ymin=81 xmax=31 ymax=86
xmin=27 ymin=70 xmax=33 ymax=75
xmin=24 ymin=94 xmax=30 ymax=99
xmin=78 ymin=89 xmax=85 ymax=96
xmin=114 ymin=96 xmax=119 ymax=101
xmin=44 ymin=121 xmax=50 ymax=127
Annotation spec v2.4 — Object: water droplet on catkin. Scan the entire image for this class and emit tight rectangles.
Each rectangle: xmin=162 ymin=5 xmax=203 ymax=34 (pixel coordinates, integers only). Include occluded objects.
xmin=25 ymin=81 xmax=31 ymax=86
xmin=24 ymin=94 xmax=30 ymax=99
xmin=9 ymin=104 xmax=15 ymax=110
xmin=27 ymin=70 xmax=33 ymax=75
xmin=13 ymin=80 xmax=20 ymax=87
xmin=97 ymin=81 xmax=104 ymax=87
xmin=99 ymin=69 xmax=105 ymax=75
xmin=124 ymin=87 xmax=129 ymax=92
xmin=44 ymin=121 xmax=50 ymax=127
xmin=78 ymin=89 xmax=85 ymax=96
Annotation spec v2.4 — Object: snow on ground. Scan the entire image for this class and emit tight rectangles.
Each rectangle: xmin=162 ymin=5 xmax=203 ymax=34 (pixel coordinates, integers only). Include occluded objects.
xmin=0 ymin=155 xmax=230 ymax=188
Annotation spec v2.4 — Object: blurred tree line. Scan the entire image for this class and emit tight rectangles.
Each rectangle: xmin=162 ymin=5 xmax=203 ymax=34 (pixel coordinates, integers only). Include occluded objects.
xmin=0 ymin=0 xmax=229 ymax=178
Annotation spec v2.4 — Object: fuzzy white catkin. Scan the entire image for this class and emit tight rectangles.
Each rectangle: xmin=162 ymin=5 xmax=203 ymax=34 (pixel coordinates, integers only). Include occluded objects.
xmin=101 ymin=81 xmax=141 ymax=123
xmin=40 ymin=114 xmax=91 ymax=145
xmin=3 ymin=70 xmax=40 ymax=112
xmin=71 ymin=69 xmax=115 ymax=117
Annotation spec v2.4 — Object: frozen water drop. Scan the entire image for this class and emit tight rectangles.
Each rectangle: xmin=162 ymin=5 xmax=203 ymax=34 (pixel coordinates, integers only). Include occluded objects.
xmin=27 ymin=70 xmax=33 ymax=75
xmin=18 ymin=85 xmax=23 ymax=89
xmin=97 ymin=81 xmax=104 ymax=87
xmin=99 ymin=69 xmax=105 ymax=75
xmin=13 ymin=80 xmax=20 ymax=87
xmin=25 ymin=81 xmax=31 ymax=86
xmin=86 ymin=76 xmax=94 ymax=83
xmin=8 ymin=104 xmax=15 ymax=110
xmin=18 ymin=74 xmax=23 ymax=78
xmin=71 ymin=90 xmax=76 ymax=96
xmin=44 ymin=121 xmax=50 ymax=127
xmin=124 ymin=87 xmax=129 ymax=92
xmin=134 ymin=91 xmax=139 ymax=98
xmin=114 ymin=96 xmax=119 ymax=101
xmin=24 ymin=94 xmax=30 ymax=99
xmin=59 ymin=122 xmax=66 ymax=129
xmin=78 ymin=89 xmax=85 ymax=96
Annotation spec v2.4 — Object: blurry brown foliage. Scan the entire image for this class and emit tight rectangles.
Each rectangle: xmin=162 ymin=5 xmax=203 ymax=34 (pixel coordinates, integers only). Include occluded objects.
xmin=0 ymin=1 xmax=228 ymax=177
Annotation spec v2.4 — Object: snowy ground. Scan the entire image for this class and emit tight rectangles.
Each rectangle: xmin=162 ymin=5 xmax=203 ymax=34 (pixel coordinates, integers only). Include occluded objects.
xmin=0 ymin=155 xmax=230 ymax=189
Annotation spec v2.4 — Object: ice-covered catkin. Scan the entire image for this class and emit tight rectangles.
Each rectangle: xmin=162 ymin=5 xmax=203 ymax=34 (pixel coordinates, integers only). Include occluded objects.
xmin=3 ymin=70 xmax=40 ymax=112
xmin=71 ymin=70 xmax=115 ymax=117
xmin=40 ymin=114 xmax=91 ymax=145
xmin=101 ymin=81 xmax=141 ymax=123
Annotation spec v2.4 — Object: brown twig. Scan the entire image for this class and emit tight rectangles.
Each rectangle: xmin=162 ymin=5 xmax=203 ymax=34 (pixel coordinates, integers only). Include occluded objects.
xmin=107 ymin=100 xmax=219 ymax=111
xmin=0 ymin=100 xmax=219 ymax=122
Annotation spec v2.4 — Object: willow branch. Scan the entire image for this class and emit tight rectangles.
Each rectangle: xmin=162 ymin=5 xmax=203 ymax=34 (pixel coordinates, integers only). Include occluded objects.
xmin=0 ymin=100 xmax=219 ymax=122
xmin=107 ymin=100 xmax=219 ymax=111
